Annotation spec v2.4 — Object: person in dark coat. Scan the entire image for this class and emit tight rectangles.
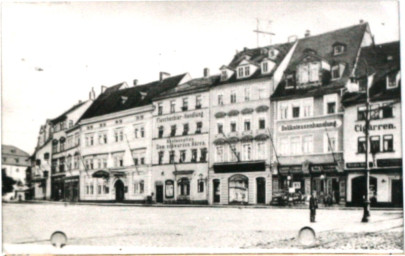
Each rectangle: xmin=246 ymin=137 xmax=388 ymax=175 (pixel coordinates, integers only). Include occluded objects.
xmin=309 ymin=191 xmax=318 ymax=222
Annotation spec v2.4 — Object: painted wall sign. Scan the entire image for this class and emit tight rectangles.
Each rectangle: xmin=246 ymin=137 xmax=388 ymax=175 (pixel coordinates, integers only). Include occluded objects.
xmin=156 ymin=111 xmax=204 ymax=123
xmin=155 ymin=137 xmax=206 ymax=150
xmin=354 ymin=123 xmax=396 ymax=132
xmin=280 ymin=120 xmax=341 ymax=132
xmin=377 ymin=158 xmax=402 ymax=167
xmin=346 ymin=162 xmax=374 ymax=169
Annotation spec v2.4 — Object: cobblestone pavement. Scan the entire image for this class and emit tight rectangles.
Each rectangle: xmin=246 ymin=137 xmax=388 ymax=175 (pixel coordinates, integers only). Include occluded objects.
xmin=2 ymin=203 xmax=403 ymax=252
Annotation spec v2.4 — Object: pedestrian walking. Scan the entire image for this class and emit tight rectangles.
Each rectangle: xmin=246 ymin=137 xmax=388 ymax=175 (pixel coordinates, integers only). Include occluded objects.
xmin=309 ymin=191 xmax=318 ymax=223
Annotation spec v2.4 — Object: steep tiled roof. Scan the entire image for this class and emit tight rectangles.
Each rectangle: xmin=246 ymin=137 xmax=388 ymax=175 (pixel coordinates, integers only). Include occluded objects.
xmin=213 ymin=42 xmax=294 ymax=87
xmin=80 ymin=73 xmax=188 ymax=120
xmin=342 ymin=41 xmax=400 ymax=106
xmin=2 ymin=145 xmax=30 ymax=167
xmin=154 ymin=75 xmax=220 ymax=100
xmin=50 ymin=101 xmax=87 ymax=124
xmin=271 ymin=23 xmax=368 ymax=100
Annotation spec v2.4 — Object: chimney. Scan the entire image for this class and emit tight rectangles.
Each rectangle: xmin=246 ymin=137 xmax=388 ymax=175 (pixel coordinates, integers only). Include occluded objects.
xmin=78 ymin=100 xmax=82 ymax=104
xmin=101 ymin=85 xmax=108 ymax=94
xmin=133 ymin=79 xmax=138 ymax=86
xmin=304 ymin=30 xmax=310 ymax=37
xmin=359 ymin=19 xmax=364 ymax=24
xmin=89 ymin=87 xmax=96 ymax=100
xmin=159 ymin=72 xmax=170 ymax=81
xmin=203 ymin=68 xmax=210 ymax=78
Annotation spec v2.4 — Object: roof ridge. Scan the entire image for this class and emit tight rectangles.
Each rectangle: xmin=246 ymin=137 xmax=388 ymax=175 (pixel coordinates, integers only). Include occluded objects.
xmin=298 ymin=22 xmax=368 ymax=42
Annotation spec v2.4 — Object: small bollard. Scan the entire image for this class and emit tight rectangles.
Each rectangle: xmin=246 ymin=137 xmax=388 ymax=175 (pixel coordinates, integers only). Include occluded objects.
xmin=298 ymin=226 xmax=316 ymax=246
xmin=50 ymin=231 xmax=67 ymax=248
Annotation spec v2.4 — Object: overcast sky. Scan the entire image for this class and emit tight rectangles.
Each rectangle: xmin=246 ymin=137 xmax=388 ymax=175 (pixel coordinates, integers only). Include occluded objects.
xmin=2 ymin=1 xmax=400 ymax=154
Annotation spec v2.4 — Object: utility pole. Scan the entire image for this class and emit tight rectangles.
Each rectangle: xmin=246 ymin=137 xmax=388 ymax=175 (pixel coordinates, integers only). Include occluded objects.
xmin=362 ymin=60 xmax=371 ymax=223
xmin=253 ymin=18 xmax=275 ymax=47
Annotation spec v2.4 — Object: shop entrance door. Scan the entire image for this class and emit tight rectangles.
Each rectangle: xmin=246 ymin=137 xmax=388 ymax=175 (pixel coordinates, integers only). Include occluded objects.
xmin=351 ymin=176 xmax=377 ymax=206
xmin=114 ymin=179 xmax=125 ymax=202
xmin=392 ymin=179 xmax=403 ymax=206
xmin=156 ymin=185 xmax=164 ymax=203
xmin=213 ymin=179 xmax=220 ymax=203
xmin=256 ymin=177 xmax=266 ymax=204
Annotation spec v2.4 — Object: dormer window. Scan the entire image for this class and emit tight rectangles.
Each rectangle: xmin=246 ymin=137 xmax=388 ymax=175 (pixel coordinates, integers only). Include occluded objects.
xmin=333 ymin=44 xmax=345 ymax=56
xmin=285 ymin=74 xmax=294 ymax=89
xmin=387 ymin=72 xmax=399 ymax=89
xmin=262 ymin=62 xmax=268 ymax=73
xmin=297 ymin=62 xmax=320 ymax=85
xmin=238 ymin=67 xmax=244 ymax=77
xmin=221 ymin=70 xmax=228 ymax=81
xmin=331 ymin=65 xmax=340 ymax=80
xmin=261 ymin=60 xmax=275 ymax=74
xmin=268 ymin=49 xmax=279 ymax=59
xmin=244 ymin=66 xmax=250 ymax=76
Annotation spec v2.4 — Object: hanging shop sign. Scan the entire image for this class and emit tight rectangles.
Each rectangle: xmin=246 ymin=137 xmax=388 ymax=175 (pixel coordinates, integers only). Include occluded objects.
xmin=156 ymin=111 xmax=205 ymax=123
xmin=354 ymin=123 xmax=396 ymax=132
xmin=279 ymin=119 xmax=341 ymax=132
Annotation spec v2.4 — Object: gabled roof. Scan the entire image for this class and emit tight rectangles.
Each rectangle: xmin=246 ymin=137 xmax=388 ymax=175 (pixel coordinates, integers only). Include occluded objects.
xmin=80 ymin=73 xmax=188 ymax=120
xmin=213 ymin=42 xmax=294 ymax=87
xmin=271 ymin=23 xmax=369 ymax=101
xmin=2 ymin=145 xmax=30 ymax=167
xmin=103 ymin=82 xmax=127 ymax=95
xmin=154 ymin=75 xmax=220 ymax=100
xmin=342 ymin=41 xmax=401 ymax=106
xmin=49 ymin=101 xmax=87 ymax=124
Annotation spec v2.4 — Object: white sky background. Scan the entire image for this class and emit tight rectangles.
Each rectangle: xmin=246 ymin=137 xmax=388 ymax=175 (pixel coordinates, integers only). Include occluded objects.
xmin=1 ymin=1 xmax=400 ymax=154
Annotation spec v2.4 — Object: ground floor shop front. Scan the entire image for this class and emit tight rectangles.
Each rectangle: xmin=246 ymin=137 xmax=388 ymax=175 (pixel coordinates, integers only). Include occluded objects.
xmin=152 ymin=163 xmax=208 ymax=204
xmin=79 ymin=167 xmax=152 ymax=203
xmin=208 ymin=161 xmax=272 ymax=205
xmin=346 ymin=168 xmax=403 ymax=207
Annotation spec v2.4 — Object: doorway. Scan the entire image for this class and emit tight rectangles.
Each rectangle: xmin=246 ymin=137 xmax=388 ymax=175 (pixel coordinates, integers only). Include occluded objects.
xmin=156 ymin=184 xmax=164 ymax=203
xmin=256 ymin=177 xmax=266 ymax=204
xmin=392 ymin=179 xmax=403 ymax=206
xmin=114 ymin=179 xmax=125 ymax=202
xmin=351 ymin=176 xmax=377 ymax=205
xmin=213 ymin=179 xmax=220 ymax=203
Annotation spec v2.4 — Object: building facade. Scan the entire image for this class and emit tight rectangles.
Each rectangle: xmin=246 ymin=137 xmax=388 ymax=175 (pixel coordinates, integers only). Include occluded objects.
xmin=151 ymin=72 xmax=214 ymax=204
xmin=2 ymin=145 xmax=30 ymax=201
xmin=342 ymin=41 xmax=402 ymax=207
xmin=208 ymin=42 xmax=295 ymax=205
xmin=78 ymin=73 xmax=191 ymax=202
xmin=271 ymin=23 xmax=373 ymax=204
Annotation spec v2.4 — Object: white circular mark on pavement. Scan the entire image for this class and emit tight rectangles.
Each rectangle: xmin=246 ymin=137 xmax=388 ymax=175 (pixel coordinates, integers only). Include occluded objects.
xmin=298 ymin=226 xmax=316 ymax=246
xmin=50 ymin=231 xmax=67 ymax=248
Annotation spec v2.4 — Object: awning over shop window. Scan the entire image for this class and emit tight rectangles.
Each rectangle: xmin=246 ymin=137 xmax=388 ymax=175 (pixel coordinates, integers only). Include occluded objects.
xmin=213 ymin=161 xmax=265 ymax=173
xmin=241 ymin=108 xmax=254 ymax=115
xmin=278 ymin=166 xmax=303 ymax=175
xmin=254 ymin=134 xmax=269 ymax=141
xmin=227 ymin=137 xmax=239 ymax=143
xmin=173 ymin=170 xmax=194 ymax=175
xmin=228 ymin=110 xmax=240 ymax=116
xmin=240 ymin=135 xmax=253 ymax=142
xmin=213 ymin=138 xmax=226 ymax=145
xmin=92 ymin=170 xmax=110 ymax=178
xmin=215 ymin=112 xmax=227 ymax=118
xmin=256 ymin=105 xmax=269 ymax=113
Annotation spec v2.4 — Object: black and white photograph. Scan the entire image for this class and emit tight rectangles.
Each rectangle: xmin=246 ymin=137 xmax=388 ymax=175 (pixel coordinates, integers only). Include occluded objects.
xmin=1 ymin=0 xmax=403 ymax=254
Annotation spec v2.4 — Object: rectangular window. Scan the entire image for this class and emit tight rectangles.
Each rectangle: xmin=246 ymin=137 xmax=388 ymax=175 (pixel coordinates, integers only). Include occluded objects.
xmin=169 ymin=151 xmax=175 ymax=164
xmin=218 ymin=94 xmax=223 ymax=106
xmin=358 ymin=106 xmax=367 ymax=121
xmin=290 ymin=136 xmax=301 ymax=155
xmin=286 ymin=74 xmax=294 ymax=88
xmin=302 ymin=135 xmax=313 ymax=154
xmin=158 ymin=151 xmax=164 ymax=165
xmin=259 ymin=119 xmax=266 ymax=129
xmin=217 ymin=123 xmax=223 ymax=134
xmin=230 ymin=122 xmax=237 ymax=132
xmin=244 ymin=120 xmax=251 ymax=131
xmin=182 ymin=98 xmax=188 ymax=111
xmin=382 ymin=103 xmax=393 ymax=118
xmin=334 ymin=45 xmax=345 ymax=55
xmin=140 ymin=157 xmax=145 ymax=165
xmin=331 ymin=65 xmax=340 ymax=79
xmin=134 ymin=158 xmax=139 ymax=166
xmin=114 ymin=130 xmax=123 ymax=142
xmin=358 ymin=137 xmax=366 ymax=153
xmin=280 ymin=104 xmax=288 ymax=120
xmin=309 ymin=62 xmax=319 ymax=82
xmin=279 ymin=137 xmax=289 ymax=155
xmin=292 ymin=106 xmax=300 ymax=118
xmin=303 ymin=104 xmax=312 ymax=117
xmin=383 ymin=135 xmax=393 ymax=152
xmin=326 ymin=133 xmax=337 ymax=152
xmin=243 ymin=144 xmax=252 ymax=161
xmin=370 ymin=136 xmax=380 ymax=153
xmin=327 ymin=102 xmax=336 ymax=114
xmin=258 ymin=88 xmax=266 ymax=99
xmin=191 ymin=149 xmax=197 ymax=163
xmin=299 ymin=65 xmax=309 ymax=84
xmin=179 ymin=150 xmax=186 ymax=163
xmin=158 ymin=103 xmax=163 ymax=115
xmin=200 ymin=148 xmax=207 ymax=162
xmin=98 ymin=185 xmax=102 ymax=194
xmin=170 ymin=100 xmax=176 ymax=113
xmin=370 ymin=104 xmax=380 ymax=120
xmin=244 ymin=66 xmax=250 ymax=76
xmin=257 ymin=142 xmax=266 ymax=159
xmin=140 ymin=127 xmax=145 ymax=138
xmin=387 ymin=73 xmax=398 ymax=89
xmin=244 ymin=88 xmax=250 ymax=101
xmin=183 ymin=123 xmax=189 ymax=135
xmin=262 ymin=62 xmax=268 ymax=73
xmin=196 ymin=95 xmax=202 ymax=109
xmin=170 ymin=125 xmax=176 ymax=137
xmin=216 ymin=146 xmax=223 ymax=162
xmin=158 ymin=126 xmax=164 ymax=138
xmin=102 ymin=158 xmax=107 ymax=168
xmin=238 ymin=67 xmax=244 ymax=77
xmin=196 ymin=122 xmax=202 ymax=134
xmin=230 ymin=90 xmax=236 ymax=103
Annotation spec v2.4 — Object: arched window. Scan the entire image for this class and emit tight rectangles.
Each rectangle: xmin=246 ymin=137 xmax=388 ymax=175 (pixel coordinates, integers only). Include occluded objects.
xmin=229 ymin=174 xmax=249 ymax=204
xmin=178 ymin=178 xmax=190 ymax=196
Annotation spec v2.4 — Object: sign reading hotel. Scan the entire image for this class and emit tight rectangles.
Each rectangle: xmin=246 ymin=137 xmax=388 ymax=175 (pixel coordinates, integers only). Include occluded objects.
xmin=279 ymin=120 xmax=341 ymax=132
xmin=156 ymin=111 xmax=204 ymax=123
xmin=155 ymin=137 xmax=206 ymax=150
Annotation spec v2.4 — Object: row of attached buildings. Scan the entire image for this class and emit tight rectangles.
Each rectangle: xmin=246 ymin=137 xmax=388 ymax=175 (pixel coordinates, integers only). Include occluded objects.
xmin=28 ymin=22 xmax=402 ymax=207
